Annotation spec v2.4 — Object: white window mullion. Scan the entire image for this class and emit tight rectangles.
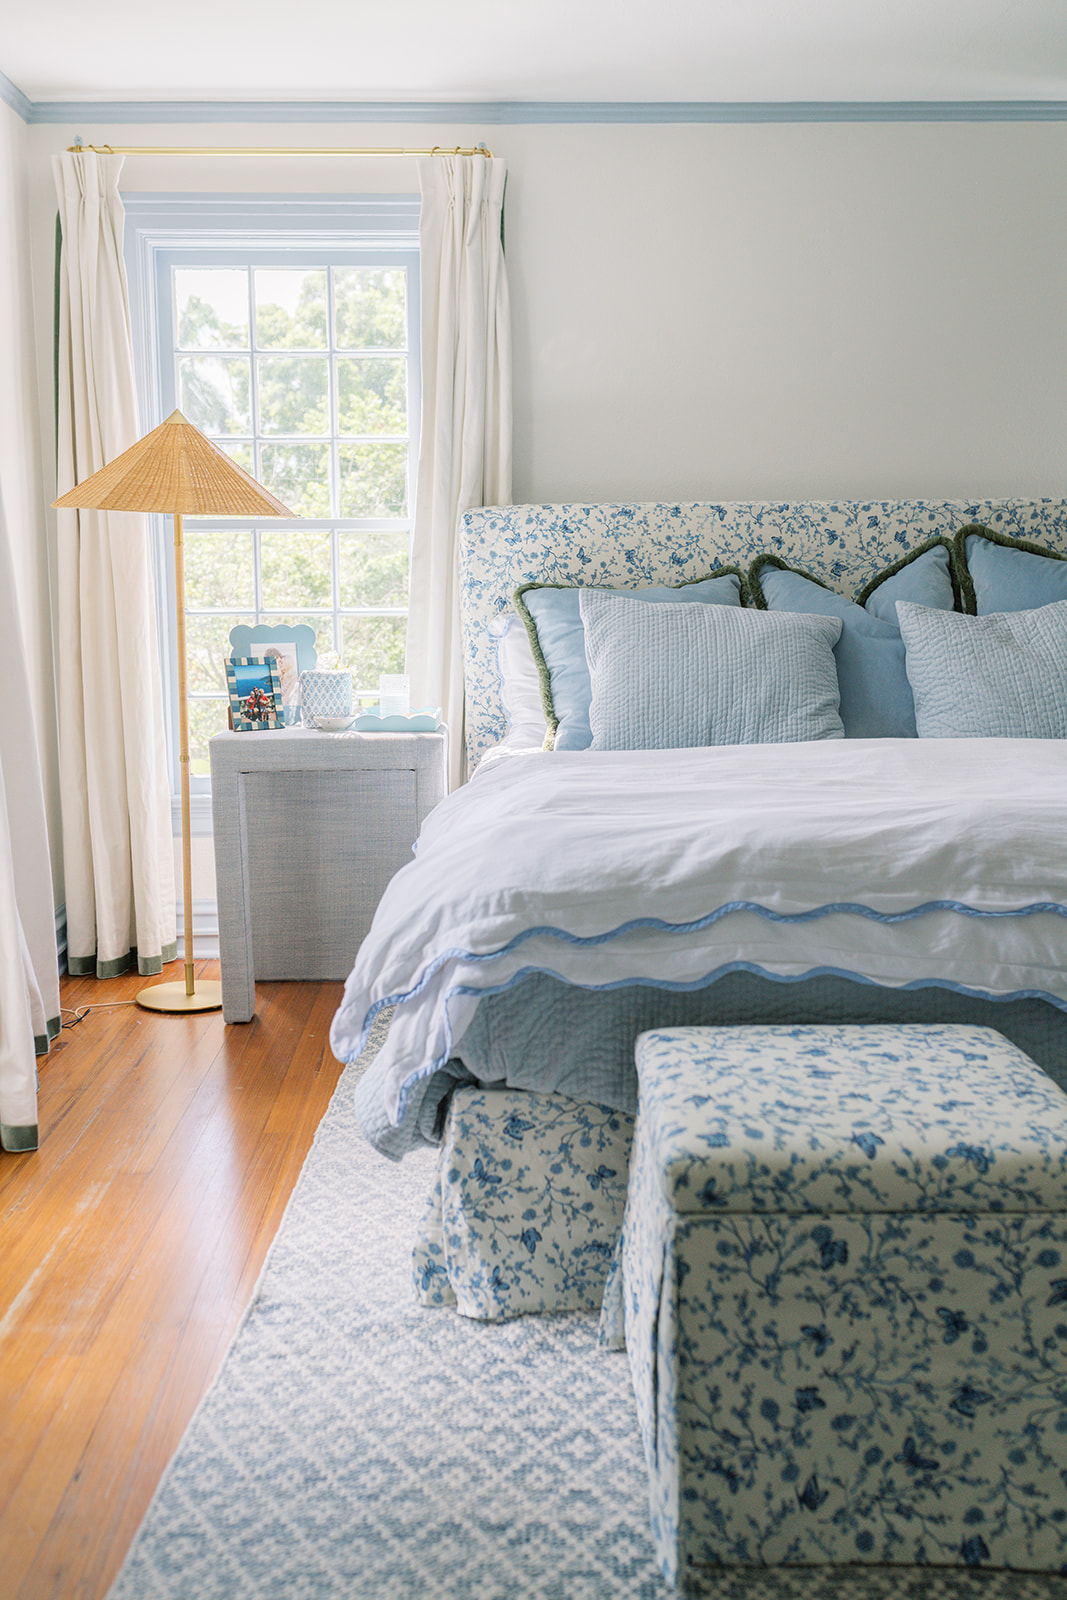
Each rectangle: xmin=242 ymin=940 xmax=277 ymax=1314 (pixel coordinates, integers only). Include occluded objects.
xmin=252 ymin=526 xmax=263 ymax=621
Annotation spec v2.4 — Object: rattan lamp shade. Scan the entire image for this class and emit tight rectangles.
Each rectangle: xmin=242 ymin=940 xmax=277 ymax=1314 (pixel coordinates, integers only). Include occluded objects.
xmin=53 ymin=409 xmax=297 ymax=1015
xmin=53 ymin=409 xmax=295 ymax=517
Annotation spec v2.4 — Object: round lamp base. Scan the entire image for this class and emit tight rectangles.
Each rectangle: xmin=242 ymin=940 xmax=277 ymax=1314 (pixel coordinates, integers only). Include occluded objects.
xmin=136 ymin=978 xmax=223 ymax=1014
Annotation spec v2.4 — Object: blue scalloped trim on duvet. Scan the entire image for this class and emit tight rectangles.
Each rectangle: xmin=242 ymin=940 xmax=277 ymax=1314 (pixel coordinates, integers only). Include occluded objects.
xmin=381 ymin=959 xmax=1067 ymax=1125
xmin=342 ymin=895 xmax=1067 ymax=1116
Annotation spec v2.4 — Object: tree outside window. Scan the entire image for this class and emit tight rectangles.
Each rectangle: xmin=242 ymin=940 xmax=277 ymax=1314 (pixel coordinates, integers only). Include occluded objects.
xmin=169 ymin=260 xmax=415 ymax=773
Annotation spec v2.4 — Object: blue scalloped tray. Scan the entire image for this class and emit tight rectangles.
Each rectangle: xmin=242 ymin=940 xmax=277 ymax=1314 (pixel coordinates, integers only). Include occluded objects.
xmin=349 ymin=706 xmax=442 ymax=732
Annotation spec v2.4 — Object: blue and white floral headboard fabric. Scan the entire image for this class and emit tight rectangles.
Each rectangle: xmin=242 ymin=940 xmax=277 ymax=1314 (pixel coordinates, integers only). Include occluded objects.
xmin=459 ymin=498 xmax=1067 ymax=770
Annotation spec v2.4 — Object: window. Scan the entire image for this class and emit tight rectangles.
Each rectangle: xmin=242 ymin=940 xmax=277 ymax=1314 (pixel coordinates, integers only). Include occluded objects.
xmin=124 ymin=195 xmax=420 ymax=792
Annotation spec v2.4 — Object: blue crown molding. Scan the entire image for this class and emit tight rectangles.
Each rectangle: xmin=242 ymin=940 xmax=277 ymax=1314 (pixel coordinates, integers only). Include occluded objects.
xmin=0 ymin=69 xmax=33 ymax=121
xmin=11 ymin=93 xmax=1067 ymax=127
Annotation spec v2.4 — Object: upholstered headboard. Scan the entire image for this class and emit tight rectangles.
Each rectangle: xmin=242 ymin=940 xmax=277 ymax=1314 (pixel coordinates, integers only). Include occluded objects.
xmin=458 ymin=498 xmax=1067 ymax=770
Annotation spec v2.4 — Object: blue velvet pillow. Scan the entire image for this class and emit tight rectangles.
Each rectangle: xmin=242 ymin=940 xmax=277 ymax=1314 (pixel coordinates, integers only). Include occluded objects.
xmin=515 ymin=570 xmax=744 ymax=750
xmin=955 ymin=523 xmax=1067 ymax=615
xmin=897 ymin=598 xmax=1067 ymax=739
xmin=580 ymin=591 xmax=844 ymax=750
xmin=748 ymin=541 xmax=960 ymax=739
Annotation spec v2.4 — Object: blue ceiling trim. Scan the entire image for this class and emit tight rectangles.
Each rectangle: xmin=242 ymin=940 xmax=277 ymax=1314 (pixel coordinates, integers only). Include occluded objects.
xmin=0 ymin=70 xmax=33 ymax=122
xmin=16 ymin=95 xmax=1067 ymax=127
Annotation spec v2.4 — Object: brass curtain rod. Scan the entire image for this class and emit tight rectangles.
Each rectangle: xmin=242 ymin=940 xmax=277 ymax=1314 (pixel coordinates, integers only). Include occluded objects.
xmin=67 ymin=141 xmax=493 ymax=157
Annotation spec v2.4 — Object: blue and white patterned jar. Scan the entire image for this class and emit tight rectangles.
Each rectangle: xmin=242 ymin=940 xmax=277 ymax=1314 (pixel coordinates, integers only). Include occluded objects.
xmin=299 ymin=669 xmax=353 ymax=727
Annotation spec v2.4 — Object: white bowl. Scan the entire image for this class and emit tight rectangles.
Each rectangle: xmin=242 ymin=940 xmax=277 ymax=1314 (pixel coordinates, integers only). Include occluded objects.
xmin=313 ymin=715 xmax=355 ymax=732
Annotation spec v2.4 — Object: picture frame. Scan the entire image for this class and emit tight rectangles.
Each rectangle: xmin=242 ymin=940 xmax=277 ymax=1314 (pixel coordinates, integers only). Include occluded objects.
xmin=229 ymin=624 xmax=316 ymax=725
xmin=226 ymin=656 xmax=283 ymax=732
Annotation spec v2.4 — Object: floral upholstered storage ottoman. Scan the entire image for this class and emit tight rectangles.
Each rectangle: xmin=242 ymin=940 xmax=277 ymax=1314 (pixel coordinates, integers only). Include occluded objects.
xmin=602 ymin=1023 xmax=1067 ymax=1589
xmin=413 ymin=1087 xmax=633 ymax=1320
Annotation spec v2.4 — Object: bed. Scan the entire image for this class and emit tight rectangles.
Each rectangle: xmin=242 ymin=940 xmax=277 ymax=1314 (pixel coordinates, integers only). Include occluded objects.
xmin=329 ymin=498 xmax=1067 ymax=1164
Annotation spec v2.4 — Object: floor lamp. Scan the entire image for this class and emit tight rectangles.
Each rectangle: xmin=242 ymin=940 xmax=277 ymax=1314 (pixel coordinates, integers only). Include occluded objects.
xmin=54 ymin=409 xmax=296 ymax=1013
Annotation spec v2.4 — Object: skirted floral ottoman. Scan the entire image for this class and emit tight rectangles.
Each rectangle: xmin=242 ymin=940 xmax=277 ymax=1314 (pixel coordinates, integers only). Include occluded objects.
xmin=600 ymin=1023 xmax=1067 ymax=1589
xmin=413 ymin=1086 xmax=633 ymax=1320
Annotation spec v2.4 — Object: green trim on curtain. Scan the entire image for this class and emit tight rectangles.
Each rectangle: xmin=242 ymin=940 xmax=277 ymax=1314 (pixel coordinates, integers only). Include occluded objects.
xmin=34 ymin=1015 xmax=62 ymax=1056
xmin=67 ymin=952 xmax=112 ymax=977
xmin=68 ymin=942 xmax=179 ymax=979
xmin=139 ymin=941 xmax=178 ymax=976
xmin=1 ymin=1123 xmax=39 ymax=1153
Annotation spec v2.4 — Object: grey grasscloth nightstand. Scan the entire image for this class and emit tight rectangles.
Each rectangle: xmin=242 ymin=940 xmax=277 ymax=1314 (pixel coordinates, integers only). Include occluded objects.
xmin=209 ymin=727 xmax=447 ymax=1022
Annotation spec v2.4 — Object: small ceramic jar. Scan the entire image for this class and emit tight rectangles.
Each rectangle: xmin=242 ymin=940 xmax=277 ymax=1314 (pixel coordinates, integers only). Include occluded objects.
xmin=299 ymin=669 xmax=354 ymax=727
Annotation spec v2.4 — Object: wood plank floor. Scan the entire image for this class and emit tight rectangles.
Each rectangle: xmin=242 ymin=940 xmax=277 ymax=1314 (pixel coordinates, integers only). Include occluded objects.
xmin=0 ymin=963 xmax=346 ymax=1600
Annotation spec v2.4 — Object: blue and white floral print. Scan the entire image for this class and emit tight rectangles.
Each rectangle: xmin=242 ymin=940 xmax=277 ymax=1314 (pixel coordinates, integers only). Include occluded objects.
xmin=413 ymin=1087 xmax=633 ymax=1320
xmin=607 ymin=1024 xmax=1067 ymax=1587
xmin=459 ymin=499 xmax=1067 ymax=768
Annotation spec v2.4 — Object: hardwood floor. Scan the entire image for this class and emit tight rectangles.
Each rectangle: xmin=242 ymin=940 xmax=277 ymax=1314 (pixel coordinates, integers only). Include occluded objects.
xmin=0 ymin=963 xmax=346 ymax=1600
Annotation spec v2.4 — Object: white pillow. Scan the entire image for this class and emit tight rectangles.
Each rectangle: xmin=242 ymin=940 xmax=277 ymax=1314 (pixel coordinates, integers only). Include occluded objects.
xmin=488 ymin=612 xmax=548 ymax=749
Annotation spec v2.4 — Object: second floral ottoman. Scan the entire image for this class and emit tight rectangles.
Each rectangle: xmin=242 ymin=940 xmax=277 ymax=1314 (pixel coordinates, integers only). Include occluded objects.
xmin=603 ymin=1023 xmax=1067 ymax=1590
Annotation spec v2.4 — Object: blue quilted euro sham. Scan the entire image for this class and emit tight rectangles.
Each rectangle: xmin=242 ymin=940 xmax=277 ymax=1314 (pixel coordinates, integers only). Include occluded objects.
xmin=897 ymin=597 xmax=1067 ymax=739
xmin=579 ymin=591 xmax=844 ymax=749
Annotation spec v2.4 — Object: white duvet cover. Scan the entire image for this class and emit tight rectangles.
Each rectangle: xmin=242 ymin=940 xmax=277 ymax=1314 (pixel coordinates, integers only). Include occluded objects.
xmin=330 ymin=739 xmax=1067 ymax=1150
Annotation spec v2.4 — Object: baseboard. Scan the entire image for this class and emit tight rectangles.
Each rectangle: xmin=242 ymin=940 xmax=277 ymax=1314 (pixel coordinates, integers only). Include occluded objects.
xmin=173 ymin=794 xmax=215 ymax=837
xmin=181 ymin=898 xmax=220 ymax=961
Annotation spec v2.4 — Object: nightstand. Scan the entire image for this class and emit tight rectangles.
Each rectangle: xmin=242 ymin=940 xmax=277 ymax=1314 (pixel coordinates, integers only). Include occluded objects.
xmin=209 ymin=727 xmax=447 ymax=1022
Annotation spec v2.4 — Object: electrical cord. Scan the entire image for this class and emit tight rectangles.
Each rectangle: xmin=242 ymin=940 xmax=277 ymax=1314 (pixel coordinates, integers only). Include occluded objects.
xmin=60 ymin=1001 xmax=139 ymax=1030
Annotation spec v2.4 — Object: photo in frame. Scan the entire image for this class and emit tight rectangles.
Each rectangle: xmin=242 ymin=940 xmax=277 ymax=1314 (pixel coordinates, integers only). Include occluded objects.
xmin=226 ymin=656 xmax=283 ymax=732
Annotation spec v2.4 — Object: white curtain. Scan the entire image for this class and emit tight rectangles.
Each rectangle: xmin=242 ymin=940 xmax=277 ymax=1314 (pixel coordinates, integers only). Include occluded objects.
xmin=407 ymin=155 xmax=512 ymax=789
xmin=52 ymin=151 xmax=176 ymax=978
xmin=0 ymin=485 xmax=60 ymax=1151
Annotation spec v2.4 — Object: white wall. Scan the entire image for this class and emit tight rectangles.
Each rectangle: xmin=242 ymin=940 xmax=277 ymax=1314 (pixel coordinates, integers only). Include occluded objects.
xmin=15 ymin=113 xmax=1067 ymax=920
xmin=26 ymin=117 xmax=1067 ymax=510
xmin=505 ymin=120 xmax=1067 ymax=503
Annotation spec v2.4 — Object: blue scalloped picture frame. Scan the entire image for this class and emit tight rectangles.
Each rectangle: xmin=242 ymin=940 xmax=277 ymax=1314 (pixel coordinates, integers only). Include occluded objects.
xmin=228 ymin=622 xmax=318 ymax=672
xmin=229 ymin=624 xmax=317 ymax=725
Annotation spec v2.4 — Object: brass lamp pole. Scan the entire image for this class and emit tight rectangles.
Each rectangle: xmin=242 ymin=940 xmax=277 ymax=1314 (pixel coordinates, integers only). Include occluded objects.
xmin=54 ymin=410 xmax=296 ymax=1012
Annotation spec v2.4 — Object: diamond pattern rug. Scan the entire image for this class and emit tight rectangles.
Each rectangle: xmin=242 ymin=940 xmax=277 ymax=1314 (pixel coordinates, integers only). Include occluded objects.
xmin=108 ymin=1027 xmax=1067 ymax=1599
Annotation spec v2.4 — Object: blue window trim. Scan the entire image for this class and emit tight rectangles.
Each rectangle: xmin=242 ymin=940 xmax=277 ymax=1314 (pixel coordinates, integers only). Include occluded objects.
xmin=123 ymin=192 xmax=421 ymax=833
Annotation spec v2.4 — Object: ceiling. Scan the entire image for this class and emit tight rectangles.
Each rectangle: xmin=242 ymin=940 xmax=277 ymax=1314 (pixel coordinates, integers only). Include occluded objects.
xmin=4 ymin=0 xmax=1065 ymax=107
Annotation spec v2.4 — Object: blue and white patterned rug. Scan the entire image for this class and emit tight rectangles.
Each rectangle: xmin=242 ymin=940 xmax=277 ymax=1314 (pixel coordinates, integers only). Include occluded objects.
xmin=109 ymin=1027 xmax=1067 ymax=1600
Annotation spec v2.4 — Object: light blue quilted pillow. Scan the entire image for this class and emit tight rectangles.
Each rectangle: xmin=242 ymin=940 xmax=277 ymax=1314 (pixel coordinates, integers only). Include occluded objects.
xmin=579 ymin=591 xmax=844 ymax=750
xmin=515 ymin=570 xmax=744 ymax=750
xmin=897 ymin=598 xmax=1067 ymax=739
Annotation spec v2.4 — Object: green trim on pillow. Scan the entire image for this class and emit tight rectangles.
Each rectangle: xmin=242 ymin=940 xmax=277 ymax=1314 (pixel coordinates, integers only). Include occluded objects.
xmin=747 ymin=552 xmax=830 ymax=610
xmin=952 ymin=521 xmax=1067 ymax=616
xmin=513 ymin=567 xmax=748 ymax=747
xmin=854 ymin=535 xmax=966 ymax=613
xmin=748 ymin=539 xmax=965 ymax=614
xmin=513 ymin=581 xmax=563 ymax=744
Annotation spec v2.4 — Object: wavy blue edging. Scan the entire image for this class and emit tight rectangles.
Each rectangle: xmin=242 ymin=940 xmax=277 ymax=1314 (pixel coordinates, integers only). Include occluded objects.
xmin=378 ymin=958 xmax=1067 ymax=1124
xmin=341 ymin=896 xmax=1067 ymax=1119
xmin=348 ymin=894 xmax=1067 ymax=1048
